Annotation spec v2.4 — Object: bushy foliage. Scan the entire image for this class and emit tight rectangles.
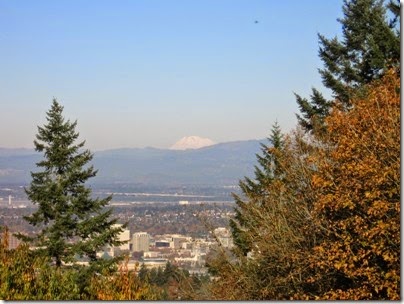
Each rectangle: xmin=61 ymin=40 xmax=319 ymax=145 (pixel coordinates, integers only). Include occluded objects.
xmin=0 ymin=229 xmax=163 ymax=300
xmin=306 ymin=69 xmax=400 ymax=300
xmin=0 ymin=227 xmax=84 ymax=300
xmin=208 ymin=129 xmax=320 ymax=300
xmin=210 ymin=0 xmax=400 ymax=299
xmin=209 ymin=70 xmax=400 ymax=300
xmin=89 ymin=257 xmax=162 ymax=300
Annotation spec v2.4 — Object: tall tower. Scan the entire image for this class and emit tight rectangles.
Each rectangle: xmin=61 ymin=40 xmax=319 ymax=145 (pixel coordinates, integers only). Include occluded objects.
xmin=132 ymin=232 xmax=150 ymax=252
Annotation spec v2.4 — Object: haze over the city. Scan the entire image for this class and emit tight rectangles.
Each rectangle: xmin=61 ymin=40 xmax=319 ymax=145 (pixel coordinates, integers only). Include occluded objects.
xmin=1 ymin=0 xmax=342 ymax=151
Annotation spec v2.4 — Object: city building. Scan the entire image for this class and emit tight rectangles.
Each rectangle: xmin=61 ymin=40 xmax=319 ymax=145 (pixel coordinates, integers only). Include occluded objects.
xmin=132 ymin=232 xmax=150 ymax=252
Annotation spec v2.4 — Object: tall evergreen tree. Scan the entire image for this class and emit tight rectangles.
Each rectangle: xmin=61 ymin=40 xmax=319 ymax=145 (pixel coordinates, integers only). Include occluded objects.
xmin=296 ymin=0 xmax=400 ymax=132
xmin=18 ymin=99 xmax=125 ymax=268
xmin=229 ymin=122 xmax=285 ymax=256
xmin=209 ymin=126 xmax=320 ymax=299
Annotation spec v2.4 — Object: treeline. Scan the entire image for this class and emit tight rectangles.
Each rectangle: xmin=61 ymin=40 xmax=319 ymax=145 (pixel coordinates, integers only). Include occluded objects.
xmin=208 ymin=69 xmax=400 ymax=300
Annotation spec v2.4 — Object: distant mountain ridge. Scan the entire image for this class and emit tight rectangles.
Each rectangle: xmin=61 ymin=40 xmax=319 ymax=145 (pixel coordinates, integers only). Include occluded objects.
xmin=0 ymin=139 xmax=264 ymax=186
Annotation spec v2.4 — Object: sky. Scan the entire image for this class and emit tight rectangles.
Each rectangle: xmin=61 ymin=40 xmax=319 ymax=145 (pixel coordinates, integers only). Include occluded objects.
xmin=1 ymin=0 xmax=344 ymax=151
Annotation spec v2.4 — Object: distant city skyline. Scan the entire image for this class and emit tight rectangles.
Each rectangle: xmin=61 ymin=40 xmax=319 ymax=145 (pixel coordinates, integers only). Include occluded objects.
xmin=1 ymin=0 xmax=343 ymax=150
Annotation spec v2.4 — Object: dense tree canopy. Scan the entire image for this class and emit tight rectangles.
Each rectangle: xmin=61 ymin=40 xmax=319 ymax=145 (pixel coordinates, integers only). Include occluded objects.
xmin=209 ymin=69 xmax=400 ymax=300
xmin=0 ymin=227 xmax=161 ymax=300
xmin=307 ymin=69 xmax=400 ymax=300
xmin=210 ymin=1 xmax=401 ymax=296
xmin=210 ymin=126 xmax=320 ymax=299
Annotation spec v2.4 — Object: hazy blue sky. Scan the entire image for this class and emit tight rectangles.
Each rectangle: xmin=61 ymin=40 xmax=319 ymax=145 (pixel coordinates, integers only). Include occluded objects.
xmin=1 ymin=0 xmax=343 ymax=150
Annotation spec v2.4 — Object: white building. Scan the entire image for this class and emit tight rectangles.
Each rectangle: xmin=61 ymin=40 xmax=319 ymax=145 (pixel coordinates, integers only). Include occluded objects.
xmin=132 ymin=232 xmax=150 ymax=252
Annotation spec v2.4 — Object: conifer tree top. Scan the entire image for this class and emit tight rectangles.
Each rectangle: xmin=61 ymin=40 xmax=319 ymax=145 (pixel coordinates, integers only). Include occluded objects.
xmin=295 ymin=0 xmax=400 ymax=132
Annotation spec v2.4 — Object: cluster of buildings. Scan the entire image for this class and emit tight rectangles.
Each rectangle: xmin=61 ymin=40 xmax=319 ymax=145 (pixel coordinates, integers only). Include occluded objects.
xmin=97 ymin=224 xmax=234 ymax=273
xmin=3 ymin=223 xmax=234 ymax=275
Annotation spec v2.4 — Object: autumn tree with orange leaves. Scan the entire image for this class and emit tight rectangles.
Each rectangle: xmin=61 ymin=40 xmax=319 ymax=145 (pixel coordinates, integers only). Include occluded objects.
xmin=306 ymin=69 xmax=400 ymax=300
xmin=208 ymin=70 xmax=400 ymax=300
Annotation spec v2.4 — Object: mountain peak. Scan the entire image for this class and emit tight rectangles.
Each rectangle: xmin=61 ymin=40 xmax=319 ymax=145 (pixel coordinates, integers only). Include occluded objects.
xmin=170 ymin=136 xmax=215 ymax=150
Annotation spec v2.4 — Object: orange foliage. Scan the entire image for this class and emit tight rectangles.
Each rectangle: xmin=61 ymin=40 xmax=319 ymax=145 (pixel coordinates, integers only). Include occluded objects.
xmin=309 ymin=69 xmax=400 ymax=300
xmin=90 ymin=257 xmax=160 ymax=300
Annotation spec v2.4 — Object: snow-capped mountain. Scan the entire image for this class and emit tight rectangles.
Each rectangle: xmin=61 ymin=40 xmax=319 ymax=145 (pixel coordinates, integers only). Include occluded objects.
xmin=170 ymin=136 xmax=215 ymax=150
